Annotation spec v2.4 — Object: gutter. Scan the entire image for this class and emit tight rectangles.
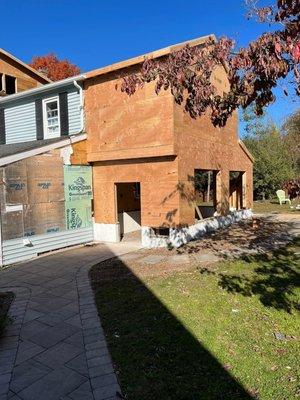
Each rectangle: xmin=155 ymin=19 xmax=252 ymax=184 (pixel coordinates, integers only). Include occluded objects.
xmin=0 ymin=75 xmax=86 ymax=105
xmin=0 ymin=133 xmax=87 ymax=166
xmin=73 ymin=80 xmax=84 ymax=131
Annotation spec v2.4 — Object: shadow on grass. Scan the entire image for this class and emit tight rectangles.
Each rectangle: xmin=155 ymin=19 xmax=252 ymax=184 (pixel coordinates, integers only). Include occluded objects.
xmin=90 ymin=256 xmax=254 ymax=400
xmin=199 ymin=240 xmax=300 ymax=314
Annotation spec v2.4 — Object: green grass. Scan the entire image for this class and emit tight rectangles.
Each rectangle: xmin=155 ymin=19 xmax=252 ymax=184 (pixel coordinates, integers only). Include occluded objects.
xmin=253 ymin=199 xmax=300 ymax=214
xmin=92 ymin=241 xmax=300 ymax=400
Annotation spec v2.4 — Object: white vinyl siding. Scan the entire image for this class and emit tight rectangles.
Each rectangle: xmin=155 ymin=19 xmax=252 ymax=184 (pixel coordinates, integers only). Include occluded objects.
xmin=2 ymin=86 xmax=82 ymax=145
xmin=5 ymin=101 xmax=36 ymax=144
xmin=2 ymin=227 xmax=93 ymax=265
xmin=68 ymin=90 xmax=81 ymax=134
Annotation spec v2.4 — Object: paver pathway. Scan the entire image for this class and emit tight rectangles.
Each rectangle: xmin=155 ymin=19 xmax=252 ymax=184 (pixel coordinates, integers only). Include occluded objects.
xmin=0 ymin=241 xmax=141 ymax=400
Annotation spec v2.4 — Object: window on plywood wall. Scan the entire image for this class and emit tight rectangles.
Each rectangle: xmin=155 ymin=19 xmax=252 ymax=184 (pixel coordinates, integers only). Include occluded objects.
xmin=194 ymin=169 xmax=218 ymax=219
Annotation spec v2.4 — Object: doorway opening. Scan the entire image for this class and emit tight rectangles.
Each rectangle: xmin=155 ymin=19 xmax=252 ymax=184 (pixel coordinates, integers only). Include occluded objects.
xmin=229 ymin=171 xmax=244 ymax=210
xmin=194 ymin=169 xmax=218 ymax=220
xmin=116 ymin=182 xmax=141 ymax=240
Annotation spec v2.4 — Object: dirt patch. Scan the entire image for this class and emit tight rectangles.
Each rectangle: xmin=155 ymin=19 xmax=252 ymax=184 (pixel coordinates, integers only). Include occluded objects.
xmin=179 ymin=218 xmax=294 ymax=256
xmin=90 ymin=251 xmax=197 ymax=286
xmin=90 ymin=218 xmax=298 ymax=284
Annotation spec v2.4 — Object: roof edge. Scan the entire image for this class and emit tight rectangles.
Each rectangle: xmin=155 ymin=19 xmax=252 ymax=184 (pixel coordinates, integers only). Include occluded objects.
xmin=86 ymin=34 xmax=216 ymax=79
xmin=239 ymin=139 xmax=254 ymax=162
xmin=0 ymin=134 xmax=87 ymax=166
xmin=0 ymin=48 xmax=52 ymax=83
xmin=0 ymin=74 xmax=86 ymax=104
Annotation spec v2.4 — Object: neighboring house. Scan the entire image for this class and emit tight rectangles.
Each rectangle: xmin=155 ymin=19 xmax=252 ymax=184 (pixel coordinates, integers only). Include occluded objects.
xmin=0 ymin=48 xmax=50 ymax=95
xmin=0 ymin=35 xmax=253 ymax=265
xmin=0 ymin=76 xmax=91 ymax=265
xmin=0 ymin=76 xmax=84 ymax=144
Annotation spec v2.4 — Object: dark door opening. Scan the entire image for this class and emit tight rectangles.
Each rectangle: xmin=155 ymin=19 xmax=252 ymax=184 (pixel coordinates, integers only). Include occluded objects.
xmin=116 ymin=182 xmax=141 ymax=239
xmin=229 ymin=171 xmax=244 ymax=210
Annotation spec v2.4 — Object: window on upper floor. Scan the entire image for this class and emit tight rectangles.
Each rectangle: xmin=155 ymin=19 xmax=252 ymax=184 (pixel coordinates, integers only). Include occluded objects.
xmin=5 ymin=75 xmax=16 ymax=94
xmin=43 ymin=96 xmax=60 ymax=138
xmin=0 ymin=74 xmax=17 ymax=95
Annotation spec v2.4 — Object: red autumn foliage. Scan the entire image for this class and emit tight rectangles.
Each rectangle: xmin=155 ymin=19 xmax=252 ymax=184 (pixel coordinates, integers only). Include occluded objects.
xmin=29 ymin=53 xmax=81 ymax=82
xmin=282 ymin=178 xmax=300 ymax=199
xmin=121 ymin=0 xmax=300 ymax=127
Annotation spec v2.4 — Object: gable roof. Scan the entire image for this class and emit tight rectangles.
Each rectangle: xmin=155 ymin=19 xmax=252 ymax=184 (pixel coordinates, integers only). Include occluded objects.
xmin=86 ymin=34 xmax=216 ymax=79
xmin=0 ymin=48 xmax=52 ymax=84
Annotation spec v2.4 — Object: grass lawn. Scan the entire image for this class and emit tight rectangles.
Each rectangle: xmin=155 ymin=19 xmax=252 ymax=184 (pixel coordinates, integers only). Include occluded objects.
xmin=253 ymin=199 xmax=300 ymax=214
xmin=91 ymin=239 xmax=300 ymax=400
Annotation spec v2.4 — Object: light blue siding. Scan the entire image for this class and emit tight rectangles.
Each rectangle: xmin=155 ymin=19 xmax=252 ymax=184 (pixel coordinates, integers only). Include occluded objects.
xmin=1 ymin=227 xmax=94 ymax=265
xmin=68 ymin=90 xmax=82 ymax=134
xmin=5 ymin=101 xmax=36 ymax=144
xmin=3 ymin=86 xmax=82 ymax=144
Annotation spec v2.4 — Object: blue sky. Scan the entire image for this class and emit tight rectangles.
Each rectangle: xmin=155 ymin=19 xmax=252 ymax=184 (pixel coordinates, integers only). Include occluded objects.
xmin=1 ymin=0 xmax=298 ymax=134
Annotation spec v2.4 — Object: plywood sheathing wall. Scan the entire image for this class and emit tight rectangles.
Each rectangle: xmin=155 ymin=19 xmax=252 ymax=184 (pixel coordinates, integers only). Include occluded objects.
xmin=174 ymin=65 xmax=253 ymax=225
xmin=70 ymin=140 xmax=88 ymax=165
xmin=85 ymin=62 xmax=253 ymax=229
xmin=85 ymin=68 xmax=181 ymax=228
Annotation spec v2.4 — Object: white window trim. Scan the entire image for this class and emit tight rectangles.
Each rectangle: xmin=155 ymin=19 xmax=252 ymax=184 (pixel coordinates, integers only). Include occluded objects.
xmin=42 ymin=96 xmax=60 ymax=139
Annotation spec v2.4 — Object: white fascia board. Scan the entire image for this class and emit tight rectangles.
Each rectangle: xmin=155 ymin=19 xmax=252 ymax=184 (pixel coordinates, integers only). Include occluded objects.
xmin=0 ymin=75 xmax=86 ymax=105
xmin=0 ymin=133 xmax=87 ymax=166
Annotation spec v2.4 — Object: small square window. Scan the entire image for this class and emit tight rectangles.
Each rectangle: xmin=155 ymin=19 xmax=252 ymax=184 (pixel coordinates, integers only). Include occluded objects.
xmin=43 ymin=97 xmax=60 ymax=138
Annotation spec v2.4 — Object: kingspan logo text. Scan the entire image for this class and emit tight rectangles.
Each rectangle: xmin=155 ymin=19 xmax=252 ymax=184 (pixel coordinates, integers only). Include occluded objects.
xmin=69 ymin=177 xmax=92 ymax=193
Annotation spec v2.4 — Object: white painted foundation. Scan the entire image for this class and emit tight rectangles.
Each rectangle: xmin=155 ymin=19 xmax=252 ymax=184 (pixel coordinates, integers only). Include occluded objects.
xmin=142 ymin=209 xmax=253 ymax=248
xmin=93 ymin=222 xmax=120 ymax=243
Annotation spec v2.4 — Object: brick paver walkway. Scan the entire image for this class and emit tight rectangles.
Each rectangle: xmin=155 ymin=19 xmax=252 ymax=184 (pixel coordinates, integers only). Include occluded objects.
xmin=0 ymin=241 xmax=141 ymax=400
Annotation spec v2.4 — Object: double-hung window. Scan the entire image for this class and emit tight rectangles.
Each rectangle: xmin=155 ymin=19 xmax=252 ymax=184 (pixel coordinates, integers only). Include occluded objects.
xmin=43 ymin=97 xmax=60 ymax=138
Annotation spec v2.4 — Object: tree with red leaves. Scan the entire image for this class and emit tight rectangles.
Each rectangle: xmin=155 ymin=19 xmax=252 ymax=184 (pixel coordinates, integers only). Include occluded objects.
xmin=282 ymin=178 xmax=300 ymax=199
xmin=121 ymin=0 xmax=300 ymax=127
xmin=30 ymin=53 xmax=81 ymax=82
